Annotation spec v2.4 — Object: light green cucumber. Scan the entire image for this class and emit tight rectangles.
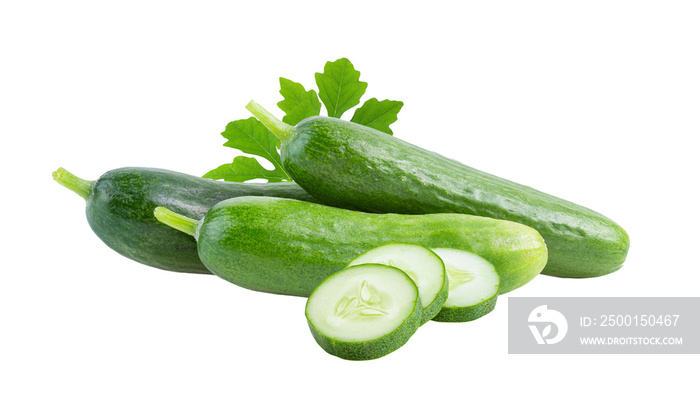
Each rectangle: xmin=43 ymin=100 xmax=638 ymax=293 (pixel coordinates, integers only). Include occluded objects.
xmin=154 ymin=196 xmax=547 ymax=296
xmin=305 ymin=264 xmax=422 ymax=360
xmin=348 ymin=243 xmax=447 ymax=324
xmin=431 ymin=248 xmax=500 ymax=322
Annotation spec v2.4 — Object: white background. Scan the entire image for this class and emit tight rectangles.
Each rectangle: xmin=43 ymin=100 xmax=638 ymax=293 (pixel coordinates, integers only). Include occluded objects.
xmin=2 ymin=0 xmax=698 ymax=410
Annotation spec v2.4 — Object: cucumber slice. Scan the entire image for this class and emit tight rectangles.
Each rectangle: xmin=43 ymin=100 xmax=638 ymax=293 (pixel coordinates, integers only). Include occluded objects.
xmin=305 ymin=264 xmax=422 ymax=360
xmin=347 ymin=243 xmax=447 ymax=324
xmin=430 ymin=248 xmax=500 ymax=322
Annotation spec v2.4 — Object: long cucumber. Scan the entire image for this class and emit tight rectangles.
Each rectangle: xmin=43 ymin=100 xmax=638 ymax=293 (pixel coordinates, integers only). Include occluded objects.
xmin=154 ymin=196 xmax=548 ymax=295
xmin=53 ymin=167 xmax=316 ymax=273
xmin=246 ymin=101 xmax=629 ymax=278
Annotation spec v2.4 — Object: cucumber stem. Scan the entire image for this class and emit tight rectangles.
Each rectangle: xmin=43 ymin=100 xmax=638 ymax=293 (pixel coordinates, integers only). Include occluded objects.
xmin=246 ymin=100 xmax=294 ymax=141
xmin=52 ymin=167 xmax=93 ymax=200
xmin=154 ymin=207 xmax=199 ymax=238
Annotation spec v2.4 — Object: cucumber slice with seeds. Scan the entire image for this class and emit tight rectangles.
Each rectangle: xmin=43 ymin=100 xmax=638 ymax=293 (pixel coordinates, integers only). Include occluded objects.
xmin=348 ymin=243 xmax=447 ymax=324
xmin=431 ymin=248 xmax=500 ymax=322
xmin=305 ymin=264 xmax=422 ymax=360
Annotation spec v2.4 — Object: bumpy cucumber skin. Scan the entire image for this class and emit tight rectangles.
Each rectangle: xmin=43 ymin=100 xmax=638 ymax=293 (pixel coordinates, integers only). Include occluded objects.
xmin=431 ymin=294 xmax=498 ymax=323
xmin=85 ymin=168 xmax=317 ymax=273
xmin=281 ymin=117 xmax=629 ymax=278
xmin=196 ymin=197 xmax=547 ymax=296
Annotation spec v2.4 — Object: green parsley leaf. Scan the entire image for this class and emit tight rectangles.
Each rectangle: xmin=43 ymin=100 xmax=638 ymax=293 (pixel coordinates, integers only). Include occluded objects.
xmin=282 ymin=101 xmax=322 ymax=127
xmin=350 ymin=98 xmax=404 ymax=135
xmin=203 ymin=156 xmax=289 ymax=182
xmin=277 ymin=78 xmax=321 ymax=125
xmin=315 ymin=58 xmax=367 ymax=118
xmin=221 ymin=117 xmax=287 ymax=173
xmin=207 ymin=58 xmax=405 ymax=182
xmin=205 ymin=117 xmax=291 ymax=182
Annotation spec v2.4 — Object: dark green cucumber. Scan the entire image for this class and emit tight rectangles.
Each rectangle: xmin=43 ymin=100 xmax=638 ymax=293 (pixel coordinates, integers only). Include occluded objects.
xmin=246 ymin=101 xmax=629 ymax=278
xmin=154 ymin=196 xmax=547 ymax=295
xmin=53 ymin=167 xmax=317 ymax=273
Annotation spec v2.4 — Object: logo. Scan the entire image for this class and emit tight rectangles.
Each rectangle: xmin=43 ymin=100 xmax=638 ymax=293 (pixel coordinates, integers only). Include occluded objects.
xmin=528 ymin=305 xmax=568 ymax=344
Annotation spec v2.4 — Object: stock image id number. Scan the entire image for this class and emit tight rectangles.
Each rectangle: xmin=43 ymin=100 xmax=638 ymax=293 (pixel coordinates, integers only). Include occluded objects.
xmin=581 ymin=314 xmax=680 ymax=327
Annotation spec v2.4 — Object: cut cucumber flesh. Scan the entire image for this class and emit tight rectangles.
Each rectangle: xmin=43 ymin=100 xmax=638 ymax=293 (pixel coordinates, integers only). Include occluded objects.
xmin=348 ymin=243 xmax=447 ymax=324
xmin=430 ymin=248 xmax=500 ymax=322
xmin=305 ymin=264 xmax=422 ymax=360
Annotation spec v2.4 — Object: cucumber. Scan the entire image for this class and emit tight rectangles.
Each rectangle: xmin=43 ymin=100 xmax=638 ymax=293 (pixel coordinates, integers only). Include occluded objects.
xmin=53 ymin=167 xmax=317 ymax=273
xmin=305 ymin=264 xmax=422 ymax=360
xmin=246 ymin=101 xmax=629 ymax=279
xmin=430 ymin=248 xmax=500 ymax=322
xmin=154 ymin=196 xmax=547 ymax=295
xmin=347 ymin=243 xmax=447 ymax=324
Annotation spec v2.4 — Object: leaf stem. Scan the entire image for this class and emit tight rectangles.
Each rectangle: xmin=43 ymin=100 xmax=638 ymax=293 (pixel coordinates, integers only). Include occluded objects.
xmin=154 ymin=207 xmax=200 ymax=238
xmin=52 ymin=167 xmax=93 ymax=200
xmin=246 ymin=100 xmax=294 ymax=142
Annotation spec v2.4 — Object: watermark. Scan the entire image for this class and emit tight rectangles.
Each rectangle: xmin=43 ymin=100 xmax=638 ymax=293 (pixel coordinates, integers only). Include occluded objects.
xmin=528 ymin=305 xmax=568 ymax=344
xmin=508 ymin=297 xmax=699 ymax=354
